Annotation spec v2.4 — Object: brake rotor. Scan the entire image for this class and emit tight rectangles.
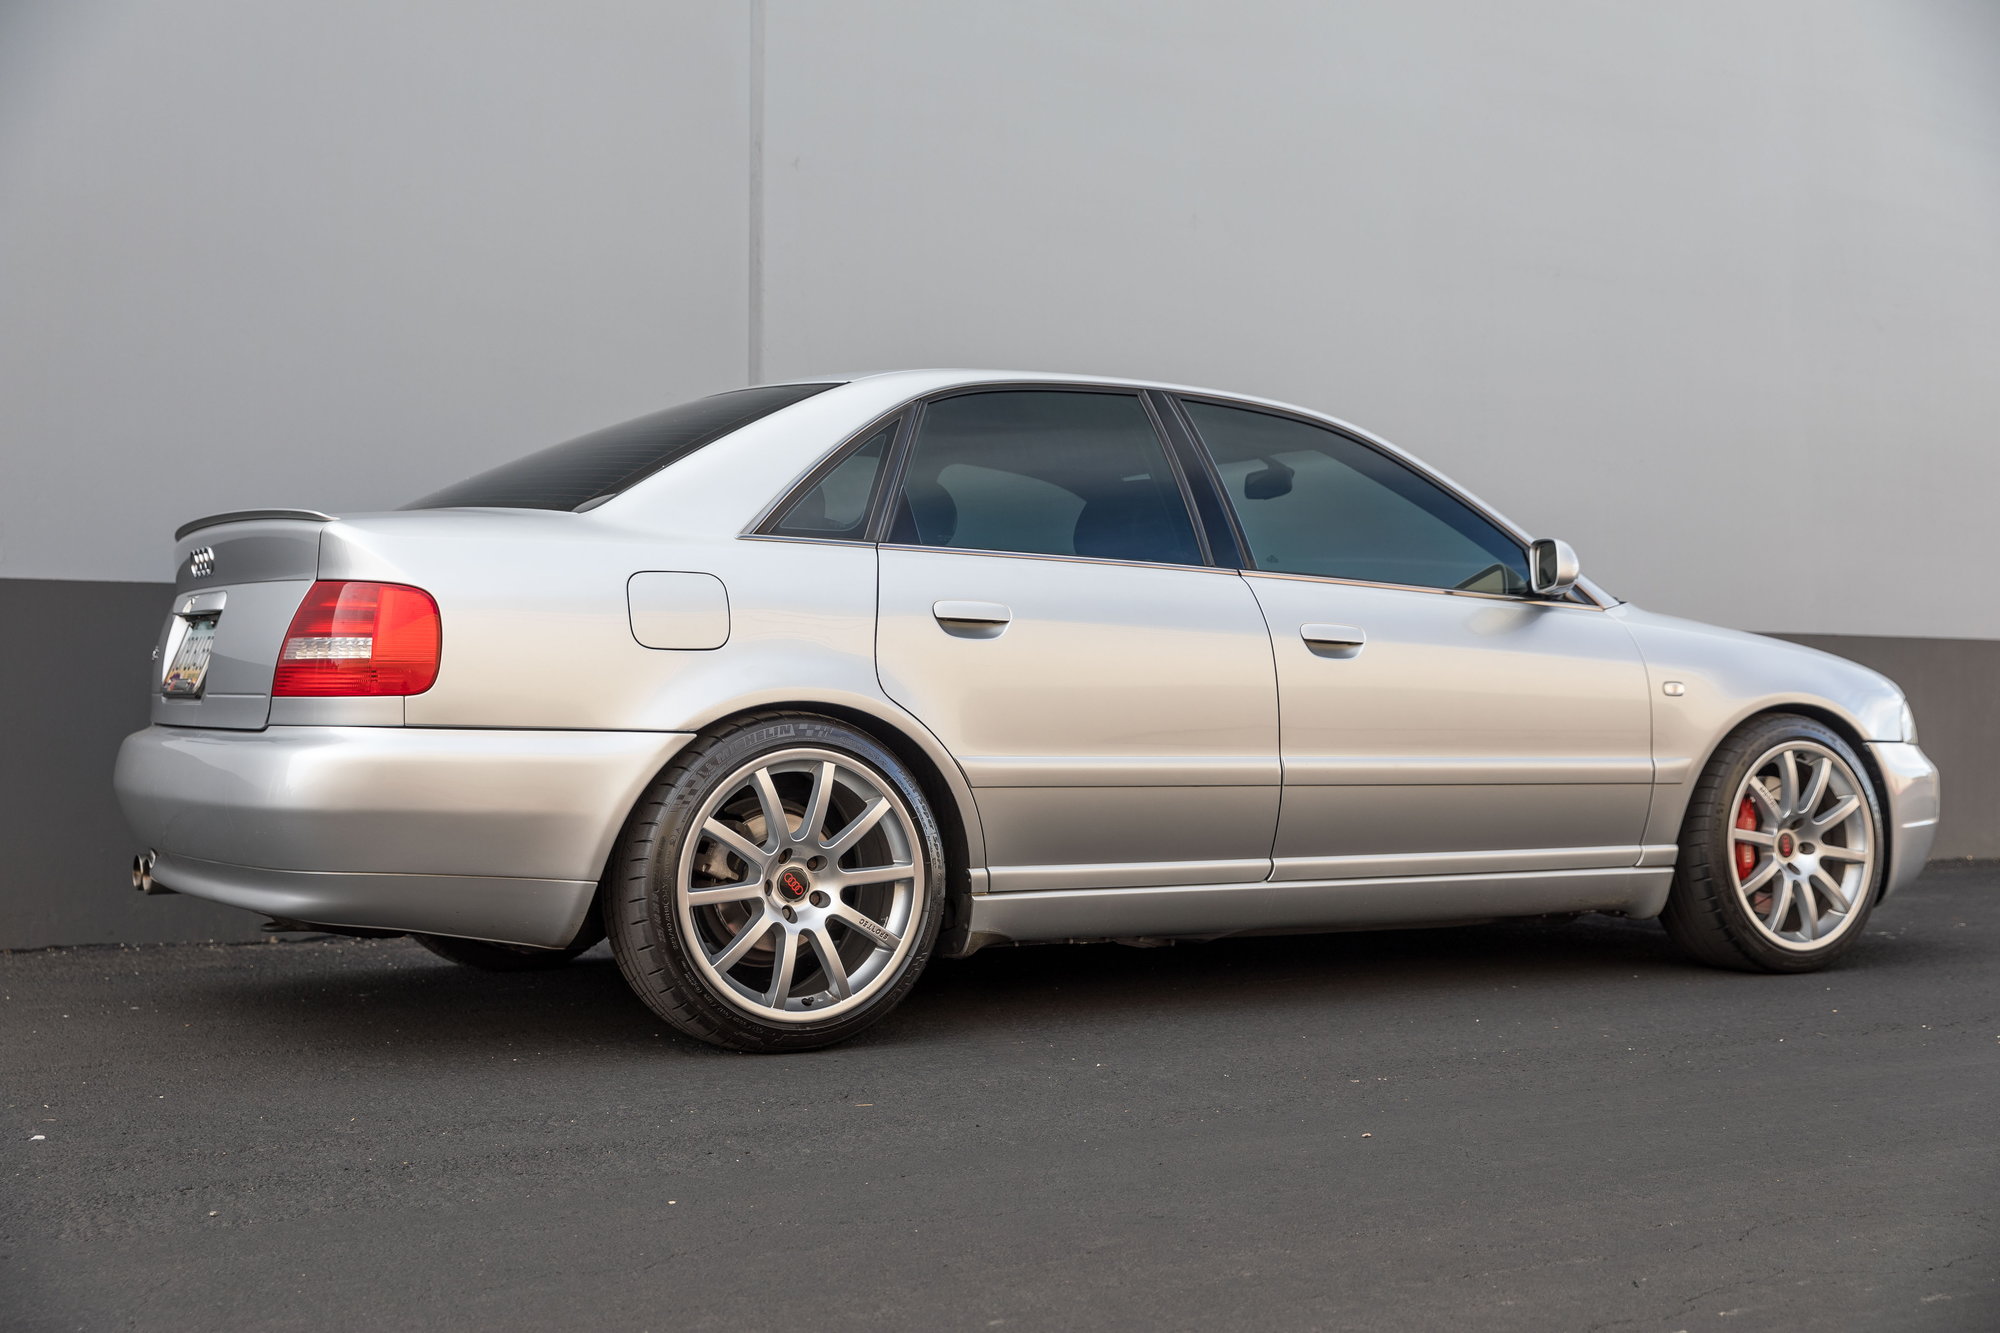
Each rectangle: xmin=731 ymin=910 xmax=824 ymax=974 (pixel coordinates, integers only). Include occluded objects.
xmin=696 ymin=805 xmax=778 ymax=964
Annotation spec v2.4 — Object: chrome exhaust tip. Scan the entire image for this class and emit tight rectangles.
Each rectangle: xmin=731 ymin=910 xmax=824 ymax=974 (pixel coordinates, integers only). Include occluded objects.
xmin=131 ymin=850 xmax=170 ymax=894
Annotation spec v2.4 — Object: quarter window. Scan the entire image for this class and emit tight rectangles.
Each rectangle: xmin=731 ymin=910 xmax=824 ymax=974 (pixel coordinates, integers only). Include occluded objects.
xmin=1184 ymin=400 xmax=1530 ymax=594
xmin=766 ymin=422 xmax=895 ymax=540
xmin=887 ymin=391 xmax=1203 ymax=566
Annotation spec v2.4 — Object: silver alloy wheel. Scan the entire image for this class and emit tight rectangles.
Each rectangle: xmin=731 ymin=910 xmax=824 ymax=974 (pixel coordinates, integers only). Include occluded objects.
xmin=1728 ymin=741 xmax=1876 ymax=952
xmin=675 ymin=747 xmax=923 ymax=1023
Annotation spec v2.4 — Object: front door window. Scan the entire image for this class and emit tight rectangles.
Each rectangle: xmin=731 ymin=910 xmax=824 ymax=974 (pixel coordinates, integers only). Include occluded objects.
xmin=1183 ymin=399 xmax=1529 ymax=594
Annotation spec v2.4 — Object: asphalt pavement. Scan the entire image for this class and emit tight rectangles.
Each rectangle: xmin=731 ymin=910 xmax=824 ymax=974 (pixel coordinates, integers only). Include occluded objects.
xmin=6 ymin=863 xmax=1997 ymax=1331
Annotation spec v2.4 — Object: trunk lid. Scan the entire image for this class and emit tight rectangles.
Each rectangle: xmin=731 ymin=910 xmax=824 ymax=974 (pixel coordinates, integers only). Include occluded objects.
xmin=150 ymin=515 xmax=328 ymax=729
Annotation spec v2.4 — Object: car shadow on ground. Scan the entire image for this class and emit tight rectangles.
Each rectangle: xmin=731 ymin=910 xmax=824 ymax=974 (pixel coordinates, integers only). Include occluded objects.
xmin=160 ymin=903 xmax=1949 ymax=1062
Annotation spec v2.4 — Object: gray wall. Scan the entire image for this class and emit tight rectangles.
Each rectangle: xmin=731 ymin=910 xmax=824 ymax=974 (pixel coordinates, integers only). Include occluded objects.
xmin=0 ymin=0 xmax=753 ymax=580
xmin=3 ymin=1 xmax=1995 ymax=945
xmin=757 ymin=0 xmax=2000 ymax=639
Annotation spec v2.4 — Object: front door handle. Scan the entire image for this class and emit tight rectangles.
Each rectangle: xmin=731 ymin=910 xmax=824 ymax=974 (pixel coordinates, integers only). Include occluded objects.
xmin=933 ymin=600 xmax=1011 ymax=624
xmin=933 ymin=600 xmax=1012 ymax=637
xmin=1300 ymin=623 xmax=1366 ymax=655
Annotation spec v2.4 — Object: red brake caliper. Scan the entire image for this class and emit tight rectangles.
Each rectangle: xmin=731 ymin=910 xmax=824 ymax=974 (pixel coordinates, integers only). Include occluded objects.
xmin=1734 ymin=797 xmax=1760 ymax=880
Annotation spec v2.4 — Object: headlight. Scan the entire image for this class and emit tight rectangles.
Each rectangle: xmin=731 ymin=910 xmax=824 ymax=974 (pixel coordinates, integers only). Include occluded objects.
xmin=1899 ymin=700 xmax=1919 ymax=744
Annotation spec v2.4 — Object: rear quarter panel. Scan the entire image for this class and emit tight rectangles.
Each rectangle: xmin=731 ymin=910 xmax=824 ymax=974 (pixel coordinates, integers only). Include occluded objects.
xmin=317 ymin=523 xmax=986 ymax=870
xmin=318 ymin=518 xmax=894 ymax=735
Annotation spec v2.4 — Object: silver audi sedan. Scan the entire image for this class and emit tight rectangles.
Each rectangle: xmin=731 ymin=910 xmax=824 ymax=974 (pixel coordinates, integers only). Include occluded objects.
xmin=116 ymin=371 xmax=1941 ymax=1051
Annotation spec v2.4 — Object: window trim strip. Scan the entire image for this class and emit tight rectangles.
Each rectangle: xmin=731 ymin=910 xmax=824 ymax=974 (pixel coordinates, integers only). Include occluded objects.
xmin=1149 ymin=390 xmax=1248 ymax=569
xmin=1239 ymin=565 xmax=1610 ymax=609
xmin=874 ymin=541 xmax=1237 ymax=577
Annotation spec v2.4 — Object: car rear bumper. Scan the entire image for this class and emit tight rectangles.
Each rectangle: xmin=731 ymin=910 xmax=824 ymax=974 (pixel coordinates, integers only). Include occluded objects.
xmin=115 ymin=725 xmax=692 ymax=946
xmin=145 ymin=852 xmax=603 ymax=948
xmin=1869 ymin=741 xmax=1940 ymax=898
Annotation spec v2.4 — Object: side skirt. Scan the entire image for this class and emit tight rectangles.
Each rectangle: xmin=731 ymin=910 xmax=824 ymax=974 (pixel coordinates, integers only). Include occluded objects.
xmin=959 ymin=865 xmax=1676 ymax=954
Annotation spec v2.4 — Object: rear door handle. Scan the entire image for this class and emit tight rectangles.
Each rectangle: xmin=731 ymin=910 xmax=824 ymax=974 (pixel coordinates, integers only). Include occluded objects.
xmin=1300 ymin=623 xmax=1366 ymax=653
xmin=933 ymin=600 xmax=1012 ymax=629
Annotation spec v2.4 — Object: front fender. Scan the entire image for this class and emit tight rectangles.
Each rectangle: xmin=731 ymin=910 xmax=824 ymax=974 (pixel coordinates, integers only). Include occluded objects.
xmin=1618 ymin=606 xmax=1915 ymax=852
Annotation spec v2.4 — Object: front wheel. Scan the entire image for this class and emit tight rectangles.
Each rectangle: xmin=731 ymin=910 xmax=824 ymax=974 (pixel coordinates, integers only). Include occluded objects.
xmin=604 ymin=713 xmax=946 ymax=1053
xmin=1660 ymin=713 xmax=1885 ymax=973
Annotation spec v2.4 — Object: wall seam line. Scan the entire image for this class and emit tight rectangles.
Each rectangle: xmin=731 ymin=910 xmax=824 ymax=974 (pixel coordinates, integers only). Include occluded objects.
xmin=746 ymin=0 xmax=766 ymax=385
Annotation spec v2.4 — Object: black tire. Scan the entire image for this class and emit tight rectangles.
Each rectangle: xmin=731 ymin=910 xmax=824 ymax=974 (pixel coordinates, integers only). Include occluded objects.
xmin=411 ymin=924 xmax=600 ymax=973
xmin=604 ymin=712 xmax=947 ymax=1053
xmin=1659 ymin=713 xmax=1885 ymax=974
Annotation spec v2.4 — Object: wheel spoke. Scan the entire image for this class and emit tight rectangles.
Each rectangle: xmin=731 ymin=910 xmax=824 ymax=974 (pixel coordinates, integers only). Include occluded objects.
xmin=710 ymin=907 xmax=775 ymax=971
xmin=836 ymin=860 xmax=915 ymax=890
xmin=1777 ymin=751 xmax=1801 ymax=820
xmin=1739 ymin=858 xmax=1781 ymax=894
xmin=831 ymin=900 xmax=902 ymax=950
xmin=702 ymin=819 xmax=770 ymax=873
xmin=1764 ymin=880 xmax=1793 ymax=933
xmin=685 ymin=878 xmax=764 ymax=907
xmin=806 ymin=927 xmax=851 ymax=1000
xmin=798 ymin=761 xmax=836 ymax=846
xmin=1810 ymin=867 xmax=1852 ymax=915
xmin=1795 ymin=878 xmax=1820 ymax=937
xmin=750 ymin=768 xmax=787 ymax=845
xmin=681 ymin=748 xmax=921 ymax=1017
xmin=1734 ymin=747 xmax=1875 ymax=947
xmin=823 ymin=796 xmax=892 ymax=858
xmin=764 ymin=928 xmax=798 ymax=1007
xmin=1812 ymin=794 xmax=1860 ymax=832
xmin=1799 ymin=757 xmax=1832 ymax=823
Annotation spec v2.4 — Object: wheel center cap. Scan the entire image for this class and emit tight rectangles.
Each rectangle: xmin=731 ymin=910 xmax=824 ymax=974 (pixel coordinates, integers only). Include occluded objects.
xmin=1776 ymin=831 xmax=1796 ymax=859
xmin=775 ymin=865 xmax=813 ymax=902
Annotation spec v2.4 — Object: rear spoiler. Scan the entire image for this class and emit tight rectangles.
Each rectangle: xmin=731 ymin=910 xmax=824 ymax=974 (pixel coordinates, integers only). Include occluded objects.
xmin=175 ymin=509 xmax=336 ymax=541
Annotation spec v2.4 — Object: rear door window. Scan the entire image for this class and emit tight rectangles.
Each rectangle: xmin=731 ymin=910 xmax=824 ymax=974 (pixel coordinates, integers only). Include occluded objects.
xmin=886 ymin=391 xmax=1203 ymax=567
xmin=405 ymin=383 xmax=837 ymax=512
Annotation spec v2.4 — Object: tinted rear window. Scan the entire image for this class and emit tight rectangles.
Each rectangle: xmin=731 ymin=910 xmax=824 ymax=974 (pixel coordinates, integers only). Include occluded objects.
xmin=403 ymin=383 xmax=838 ymax=512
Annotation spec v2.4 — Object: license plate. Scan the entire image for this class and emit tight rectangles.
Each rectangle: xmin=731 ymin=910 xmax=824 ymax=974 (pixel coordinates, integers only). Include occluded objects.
xmin=161 ymin=613 xmax=220 ymax=698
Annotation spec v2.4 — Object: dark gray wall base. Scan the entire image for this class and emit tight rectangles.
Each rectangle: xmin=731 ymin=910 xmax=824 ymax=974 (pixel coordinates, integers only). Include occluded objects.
xmin=1771 ymin=634 xmax=1996 ymax=861
xmin=1 ymin=579 xmax=264 ymax=948
xmin=3 ymin=578 xmax=1992 ymax=947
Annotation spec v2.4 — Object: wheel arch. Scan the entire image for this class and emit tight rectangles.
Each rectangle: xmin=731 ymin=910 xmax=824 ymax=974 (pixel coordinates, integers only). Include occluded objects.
xmin=640 ymin=698 xmax=987 ymax=957
xmin=1746 ymin=704 xmax=1894 ymax=885
xmin=1669 ymin=702 xmax=1895 ymax=886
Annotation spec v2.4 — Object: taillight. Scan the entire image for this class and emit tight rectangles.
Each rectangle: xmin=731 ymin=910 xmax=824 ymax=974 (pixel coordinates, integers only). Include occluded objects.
xmin=272 ymin=581 xmax=441 ymax=697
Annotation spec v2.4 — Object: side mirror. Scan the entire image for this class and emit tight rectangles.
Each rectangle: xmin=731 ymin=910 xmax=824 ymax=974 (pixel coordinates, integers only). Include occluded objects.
xmin=1529 ymin=537 xmax=1581 ymax=597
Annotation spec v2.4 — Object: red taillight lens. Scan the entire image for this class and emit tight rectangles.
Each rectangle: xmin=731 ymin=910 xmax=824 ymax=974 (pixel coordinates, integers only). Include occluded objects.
xmin=272 ymin=581 xmax=441 ymax=697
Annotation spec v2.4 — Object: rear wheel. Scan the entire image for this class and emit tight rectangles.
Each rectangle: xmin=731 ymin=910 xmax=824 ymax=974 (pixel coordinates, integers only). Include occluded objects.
xmin=1660 ymin=713 xmax=1884 ymax=973
xmin=604 ymin=713 xmax=945 ymax=1053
